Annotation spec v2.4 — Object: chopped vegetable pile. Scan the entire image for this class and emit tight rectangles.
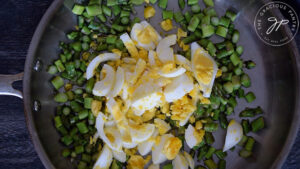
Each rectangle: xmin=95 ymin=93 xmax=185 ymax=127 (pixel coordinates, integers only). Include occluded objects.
xmin=48 ymin=0 xmax=265 ymax=169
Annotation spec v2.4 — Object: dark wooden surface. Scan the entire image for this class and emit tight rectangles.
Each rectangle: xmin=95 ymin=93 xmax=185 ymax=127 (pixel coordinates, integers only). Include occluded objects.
xmin=0 ymin=0 xmax=299 ymax=169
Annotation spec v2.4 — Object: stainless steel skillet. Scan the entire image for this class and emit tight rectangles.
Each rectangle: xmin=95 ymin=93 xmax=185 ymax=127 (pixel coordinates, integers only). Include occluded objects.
xmin=0 ymin=0 xmax=299 ymax=168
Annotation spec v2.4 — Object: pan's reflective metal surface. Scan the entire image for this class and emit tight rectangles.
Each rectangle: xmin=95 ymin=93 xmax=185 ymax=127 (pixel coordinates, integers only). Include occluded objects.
xmin=23 ymin=0 xmax=300 ymax=169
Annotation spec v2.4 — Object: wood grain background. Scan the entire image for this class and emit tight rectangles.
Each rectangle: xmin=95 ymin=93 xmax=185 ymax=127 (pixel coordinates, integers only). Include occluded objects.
xmin=0 ymin=0 xmax=299 ymax=169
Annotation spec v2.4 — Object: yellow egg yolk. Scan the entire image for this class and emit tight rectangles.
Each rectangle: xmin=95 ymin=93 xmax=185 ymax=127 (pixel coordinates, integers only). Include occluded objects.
xmin=136 ymin=26 xmax=159 ymax=45
xmin=170 ymin=95 xmax=196 ymax=122
xmin=193 ymin=129 xmax=205 ymax=144
xmin=127 ymin=155 xmax=147 ymax=169
xmin=124 ymin=42 xmax=139 ymax=59
xmin=144 ymin=6 xmax=156 ymax=19
xmin=162 ymin=137 xmax=182 ymax=160
xmin=160 ymin=19 xmax=173 ymax=31
xmin=193 ymin=49 xmax=214 ymax=85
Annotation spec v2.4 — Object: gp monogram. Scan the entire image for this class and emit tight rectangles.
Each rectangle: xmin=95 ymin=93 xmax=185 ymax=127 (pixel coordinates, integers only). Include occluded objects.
xmin=254 ymin=1 xmax=299 ymax=46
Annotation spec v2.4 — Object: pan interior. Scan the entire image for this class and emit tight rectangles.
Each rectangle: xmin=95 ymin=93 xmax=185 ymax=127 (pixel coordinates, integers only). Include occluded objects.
xmin=28 ymin=0 xmax=299 ymax=168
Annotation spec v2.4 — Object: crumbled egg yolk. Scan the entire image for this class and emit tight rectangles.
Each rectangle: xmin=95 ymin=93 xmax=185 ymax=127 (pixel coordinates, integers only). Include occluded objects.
xmin=179 ymin=40 xmax=190 ymax=51
xmin=144 ymin=6 xmax=156 ymax=19
xmin=162 ymin=137 xmax=182 ymax=160
xmin=194 ymin=129 xmax=205 ymax=144
xmin=160 ymin=19 xmax=173 ymax=31
xmin=189 ymin=115 xmax=196 ymax=124
xmin=177 ymin=28 xmax=187 ymax=41
xmin=112 ymin=49 xmax=122 ymax=57
xmin=127 ymin=155 xmax=147 ymax=169
xmin=199 ymin=93 xmax=211 ymax=104
xmin=193 ymin=48 xmax=214 ymax=85
xmin=216 ymin=69 xmax=222 ymax=78
xmin=142 ymin=108 xmax=156 ymax=122
xmin=161 ymin=62 xmax=176 ymax=73
xmin=170 ymin=95 xmax=196 ymax=121
xmin=91 ymin=100 xmax=102 ymax=117
xmin=161 ymin=102 xmax=170 ymax=116
xmin=126 ymin=108 xmax=143 ymax=124
xmin=195 ymin=120 xmax=203 ymax=130
xmin=138 ymin=48 xmax=149 ymax=61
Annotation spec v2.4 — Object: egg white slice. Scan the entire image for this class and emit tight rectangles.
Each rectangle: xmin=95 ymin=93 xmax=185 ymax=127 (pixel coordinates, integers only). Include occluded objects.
xmin=129 ymin=122 xmax=155 ymax=143
xmin=123 ymin=141 xmax=138 ymax=149
xmin=179 ymin=111 xmax=194 ymax=126
xmin=175 ymin=54 xmax=192 ymax=71
xmin=158 ymin=67 xmax=186 ymax=78
xmin=108 ymin=66 xmax=125 ymax=98
xmin=112 ymin=149 xmax=126 ymax=163
xmin=131 ymin=81 xmax=162 ymax=116
xmin=164 ymin=73 xmax=194 ymax=102
xmin=191 ymin=42 xmax=218 ymax=98
xmin=86 ymin=53 xmax=120 ymax=80
xmin=131 ymin=21 xmax=162 ymax=50
xmin=152 ymin=134 xmax=173 ymax=164
xmin=157 ymin=47 xmax=174 ymax=63
xmin=129 ymin=59 xmax=147 ymax=84
xmin=223 ymin=119 xmax=243 ymax=152
xmin=156 ymin=34 xmax=177 ymax=55
xmin=138 ymin=129 xmax=159 ymax=156
xmin=183 ymin=151 xmax=195 ymax=169
xmin=185 ymin=124 xmax=200 ymax=149
xmin=120 ymin=33 xmax=139 ymax=58
xmin=93 ymin=64 xmax=116 ymax=97
xmin=172 ymin=153 xmax=189 ymax=169
xmin=95 ymin=113 xmax=122 ymax=151
xmin=148 ymin=50 xmax=156 ymax=66
xmin=93 ymin=144 xmax=113 ymax=169
xmin=122 ymin=57 xmax=137 ymax=64
xmin=148 ymin=164 xmax=160 ymax=169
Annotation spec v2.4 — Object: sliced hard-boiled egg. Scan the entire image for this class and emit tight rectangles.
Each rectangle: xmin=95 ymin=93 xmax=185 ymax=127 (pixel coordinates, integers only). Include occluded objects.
xmin=223 ymin=119 xmax=243 ymax=152
xmin=154 ymin=118 xmax=171 ymax=135
xmin=162 ymin=136 xmax=182 ymax=160
xmin=148 ymin=50 xmax=157 ymax=66
xmin=131 ymin=81 xmax=162 ymax=116
xmin=138 ymin=129 xmax=159 ymax=156
xmin=108 ymin=66 xmax=125 ymax=98
xmin=95 ymin=112 xmax=122 ymax=151
xmin=123 ymin=140 xmax=138 ymax=149
xmin=185 ymin=124 xmax=205 ymax=149
xmin=106 ymin=98 xmax=128 ymax=133
xmin=93 ymin=64 xmax=116 ymax=97
xmin=183 ymin=151 xmax=195 ymax=169
xmin=131 ymin=21 xmax=162 ymax=50
xmin=93 ymin=144 xmax=113 ymax=169
xmin=156 ymin=34 xmax=177 ymax=55
xmin=175 ymin=54 xmax=192 ymax=71
xmin=148 ymin=164 xmax=160 ymax=169
xmin=191 ymin=42 xmax=218 ymax=98
xmin=152 ymin=134 xmax=173 ymax=164
xmin=156 ymin=35 xmax=176 ymax=63
xmin=120 ymin=32 xmax=139 ymax=58
xmin=179 ymin=111 xmax=194 ymax=126
xmin=164 ymin=73 xmax=194 ymax=102
xmin=172 ymin=153 xmax=189 ymax=169
xmin=129 ymin=122 xmax=155 ymax=143
xmin=112 ymin=149 xmax=126 ymax=163
xmin=158 ymin=67 xmax=186 ymax=78
xmin=122 ymin=57 xmax=137 ymax=64
xmin=157 ymin=47 xmax=174 ymax=63
xmin=129 ymin=59 xmax=147 ymax=84
xmin=86 ymin=53 xmax=120 ymax=80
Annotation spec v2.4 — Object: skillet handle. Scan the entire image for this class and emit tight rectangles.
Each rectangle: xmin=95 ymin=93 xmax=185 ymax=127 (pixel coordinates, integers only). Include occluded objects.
xmin=0 ymin=73 xmax=24 ymax=99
